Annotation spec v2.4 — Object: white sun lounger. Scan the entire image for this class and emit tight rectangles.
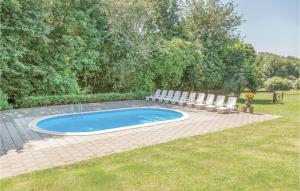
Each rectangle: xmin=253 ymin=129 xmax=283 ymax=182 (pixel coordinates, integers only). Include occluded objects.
xmin=178 ymin=92 xmax=189 ymax=106
xmin=195 ymin=94 xmax=215 ymax=109
xmin=168 ymin=91 xmax=181 ymax=104
xmin=162 ymin=90 xmax=175 ymax=103
xmin=194 ymin=93 xmax=205 ymax=104
xmin=155 ymin=90 xmax=167 ymax=102
xmin=186 ymin=93 xmax=205 ymax=107
xmin=217 ymin=97 xmax=238 ymax=114
xmin=158 ymin=90 xmax=171 ymax=102
xmin=186 ymin=92 xmax=197 ymax=107
xmin=206 ymin=95 xmax=225 ymax=112
xmin=146 ymin=89 xmax=161 ymax=101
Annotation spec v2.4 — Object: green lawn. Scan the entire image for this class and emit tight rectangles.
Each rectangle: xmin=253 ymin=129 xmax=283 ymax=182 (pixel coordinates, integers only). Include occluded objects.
xmin=1 ymin=92 xmax=299 ymax=191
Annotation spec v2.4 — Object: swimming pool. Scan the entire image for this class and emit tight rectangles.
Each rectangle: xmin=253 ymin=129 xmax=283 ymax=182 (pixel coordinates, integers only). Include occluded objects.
xmin=29 ymin=107 xmax=188 ymax=135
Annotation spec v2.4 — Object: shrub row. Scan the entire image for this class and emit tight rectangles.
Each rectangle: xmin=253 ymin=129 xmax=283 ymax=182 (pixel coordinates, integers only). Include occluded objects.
xmin=15 ymin=91 xmax=150 ymax=109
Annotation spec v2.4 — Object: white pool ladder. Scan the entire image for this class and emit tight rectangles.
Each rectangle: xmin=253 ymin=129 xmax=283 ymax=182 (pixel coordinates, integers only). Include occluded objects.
xmin=71 ymin=103 xmax=83 ymax=118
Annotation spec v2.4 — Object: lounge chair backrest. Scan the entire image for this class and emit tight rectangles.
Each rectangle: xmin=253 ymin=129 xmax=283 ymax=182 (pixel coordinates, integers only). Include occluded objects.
xmin=205 ymin=94 xmax=215 ymax=104
xmin=226 ymin=97 xmax=237 ymax=108
xmin=195 ymin=93 xmax=205 ymax=103
xmin=188 ymin=92 xmax=196 ymax=102
xmin=166 ymin=90 xmax=174 ymax=98
xmin=154 ymin=89 xmax=161 ymax=97
xmin=173 ymin=91 xmax=181 ymax=99
xmin=215 ymin=95 xmax=225 ymax=106
xmin=160 ymin=90 xmax=168 ymax=98
xmin=180 ymin=91 xmax=188 ymax=101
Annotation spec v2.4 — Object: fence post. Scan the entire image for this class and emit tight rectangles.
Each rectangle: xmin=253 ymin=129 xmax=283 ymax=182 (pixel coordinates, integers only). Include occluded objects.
xmin=272 ymin=91 xmax=277 ymax=103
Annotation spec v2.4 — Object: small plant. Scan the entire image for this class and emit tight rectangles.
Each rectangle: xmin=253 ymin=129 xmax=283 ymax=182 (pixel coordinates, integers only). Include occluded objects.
xmin=243 ymin=91 xmax=255 ymax=113
xmin=245 ymin=92 xmax=255 ymax=100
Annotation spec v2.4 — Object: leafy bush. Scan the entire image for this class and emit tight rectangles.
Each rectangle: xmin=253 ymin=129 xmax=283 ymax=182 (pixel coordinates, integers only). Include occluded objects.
xmin=154 ymin=38 xmax=201 ymax=89
xmin=0 ymin=90 xmax=12 ymax=110
xmin=264 ymin=77 xmax=290 ymax=91
xmin=15 ymin=92 xmax=150 ymax=108
xmin=223 ymin=42 xmax=261 ymax=91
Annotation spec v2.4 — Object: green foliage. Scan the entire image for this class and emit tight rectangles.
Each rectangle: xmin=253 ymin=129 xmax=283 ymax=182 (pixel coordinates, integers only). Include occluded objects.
xmin=152 ymin=0 xmax=184 ymax=39
xmin=264 ymin=77 xmax=290 ymax=91
xmin=48 ymin=0 xmax=108 ymax=94
xmin=0 ymin=90 xmax=12 ymax=110
xmin=1 ymin=0 xmax=50 ymax=98
xmin=16 ymin=92 xmax=150 ymax=108
xmin=185 ymin=0 xmax=243 ymax=89
xmin=154 ymin=38 xmax=201 ymax=89
xmin=257 ymin=52 xmax=299 ymax=90
xmin=0 ymin=0 xmax=82 ymax=98
xmin=0 ymin=0 xmax=272 ymax=108
xmin=258 ymin=52 xmax=300 ymax=79
xmin=223 ymin=42 xmax=262 ymax=91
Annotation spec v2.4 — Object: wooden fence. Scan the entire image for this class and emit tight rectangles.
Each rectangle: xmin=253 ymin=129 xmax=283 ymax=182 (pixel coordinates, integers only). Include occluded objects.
xmin=201 ymin=90 xmax=284 ymax=103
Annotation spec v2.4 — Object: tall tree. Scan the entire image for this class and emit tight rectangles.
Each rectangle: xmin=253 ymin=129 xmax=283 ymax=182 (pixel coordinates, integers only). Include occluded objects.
xmin=0 ymin=0 xmax=62 ymax=99
xmin=46 ymin=0 xmax=108 ymax=93
xmin=152 ymin=0 xmax=184 ymax=39
xmin=185 ymin=0 xmax=243 ymax=89
xmin=223 ymin=42 xmax=261 ymax=91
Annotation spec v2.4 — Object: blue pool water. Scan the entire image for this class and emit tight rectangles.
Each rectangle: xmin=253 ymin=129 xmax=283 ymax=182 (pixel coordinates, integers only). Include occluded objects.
xmin=36 ymin=108 xmax=184 ymax=134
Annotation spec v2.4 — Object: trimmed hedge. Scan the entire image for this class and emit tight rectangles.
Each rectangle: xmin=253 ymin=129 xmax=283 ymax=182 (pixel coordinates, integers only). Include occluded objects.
xmin=15 ymin=91 xmax=150 ymax=108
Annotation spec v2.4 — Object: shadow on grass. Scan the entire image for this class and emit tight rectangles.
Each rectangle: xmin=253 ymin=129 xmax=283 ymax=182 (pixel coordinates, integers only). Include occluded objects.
xmin=239 ymin=99 xmax=283 ymax=105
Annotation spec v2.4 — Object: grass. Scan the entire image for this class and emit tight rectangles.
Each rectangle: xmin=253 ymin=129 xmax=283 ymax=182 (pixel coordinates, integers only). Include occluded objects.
xmin=0 ymin=92 xmax=299 ymax=191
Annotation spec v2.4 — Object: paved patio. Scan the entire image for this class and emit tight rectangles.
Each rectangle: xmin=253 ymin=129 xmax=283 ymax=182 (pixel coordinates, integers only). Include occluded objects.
xmin=0 ymin=100 xmax=277 ymax=179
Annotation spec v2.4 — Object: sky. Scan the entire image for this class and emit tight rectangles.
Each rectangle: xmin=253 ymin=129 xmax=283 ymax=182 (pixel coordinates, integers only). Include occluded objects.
xmin=223 ymin=0 xmax=299 ymax=58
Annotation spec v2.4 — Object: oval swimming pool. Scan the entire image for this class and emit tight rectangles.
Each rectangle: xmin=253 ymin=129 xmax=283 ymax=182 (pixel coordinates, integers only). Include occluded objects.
xmin=29 ymin=107 xmax=188 ymax=135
